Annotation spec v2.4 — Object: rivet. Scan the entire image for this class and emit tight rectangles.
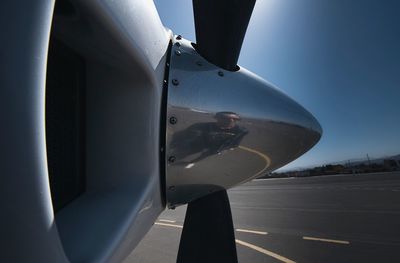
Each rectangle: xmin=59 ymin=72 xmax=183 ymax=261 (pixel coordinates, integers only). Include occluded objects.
xmin=176 ymin=35 xmax=182 ymax=40
xmin=168 ymin=156 xmax=176 ymax=163
xmin=172 ymin=79 xmax=179 ymax=86
xmin=175 ymin=50 xmax=181 ymax=56
xmin=169 ymin=116 xmax=177 ymax=125
xmin=218 ymin=71 xmax=224 ymax=77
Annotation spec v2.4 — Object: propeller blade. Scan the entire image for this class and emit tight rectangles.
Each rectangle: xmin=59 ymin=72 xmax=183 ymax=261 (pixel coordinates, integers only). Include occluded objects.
xmin=192 ymin=0 xmax=256 ymax=71
xmin=177 ymin=190 xmax=238 ymax=263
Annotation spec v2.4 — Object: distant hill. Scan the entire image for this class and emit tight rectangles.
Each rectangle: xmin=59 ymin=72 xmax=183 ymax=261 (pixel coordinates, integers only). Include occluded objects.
xmin=332 ymin=154 xmax=400 ymax=167
xmin=261 ymin=153 xmax=400 ymax=179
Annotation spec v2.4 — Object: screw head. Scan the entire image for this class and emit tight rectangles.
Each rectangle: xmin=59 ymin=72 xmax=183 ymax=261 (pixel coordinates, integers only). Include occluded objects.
xmin=169 ymin=116 xmax=177 ymax=125
xmin=172 ymin=79 xmax=179 ymax=86
xmin=168 ymin=156 xmax=176 ymax=163
xmin=176 ymin=35 xmax=182 ymax=40
xmin=175 ymin=50 xmax=181 ymax=56
xmin=218 ymin=71 xmax=224 ymax=77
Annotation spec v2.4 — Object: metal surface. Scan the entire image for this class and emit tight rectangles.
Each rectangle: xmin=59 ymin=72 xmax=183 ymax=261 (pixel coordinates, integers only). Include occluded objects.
xmin=165 ymin=37 xmax=322 ymax=207
xmin=0 ymin=0 xmax=69 ymax=262
xmin=51 ymin=1 xmax=172 ymax=262
xmin=0 ymin=0 xmax=171 ymax=262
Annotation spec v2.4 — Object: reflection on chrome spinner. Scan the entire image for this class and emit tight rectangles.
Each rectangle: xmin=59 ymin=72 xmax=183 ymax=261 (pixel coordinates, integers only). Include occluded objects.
xmin=165 ymin=36 xmax=322 ymax=207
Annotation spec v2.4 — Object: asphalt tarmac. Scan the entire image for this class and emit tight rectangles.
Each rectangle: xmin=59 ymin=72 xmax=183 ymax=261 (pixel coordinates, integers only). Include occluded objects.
xmin=124 ymin=172 xmax=400 ymax=263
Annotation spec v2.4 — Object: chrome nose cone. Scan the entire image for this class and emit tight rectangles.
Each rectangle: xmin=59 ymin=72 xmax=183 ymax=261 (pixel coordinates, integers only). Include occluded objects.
xmin=165 ymin=37 xmax=322 ymax=207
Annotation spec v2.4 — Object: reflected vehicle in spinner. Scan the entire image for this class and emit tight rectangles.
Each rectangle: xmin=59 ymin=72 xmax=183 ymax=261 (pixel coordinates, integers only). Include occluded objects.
xmin=0 ymin=0 xmax=321 ymax=262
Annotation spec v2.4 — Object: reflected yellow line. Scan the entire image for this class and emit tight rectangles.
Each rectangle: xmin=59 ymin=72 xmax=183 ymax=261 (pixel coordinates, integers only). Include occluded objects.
xmin=238 ymin=145 xmax=271 ymax=177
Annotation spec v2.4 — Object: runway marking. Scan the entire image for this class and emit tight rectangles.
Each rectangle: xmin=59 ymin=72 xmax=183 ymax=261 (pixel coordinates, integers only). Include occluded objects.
xmin=158 ymin=219 xmax=176 ymax=223
xmin=236 ymin=239 xmax=296 ymax=263
xmin=153 ymin=222 xmax=294 ymax=262
xmin=236 ymin=228 xmax=268 ymax=235
xmin=303 ymin=236 xmax=350 ymax=245
xmin=154 ymin=222 xmax=183 ymax=229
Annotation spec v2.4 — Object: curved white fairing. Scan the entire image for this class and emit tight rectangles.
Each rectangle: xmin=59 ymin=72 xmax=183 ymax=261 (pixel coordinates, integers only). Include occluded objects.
xmin=0 ymin=0 xmax=171 ymax=263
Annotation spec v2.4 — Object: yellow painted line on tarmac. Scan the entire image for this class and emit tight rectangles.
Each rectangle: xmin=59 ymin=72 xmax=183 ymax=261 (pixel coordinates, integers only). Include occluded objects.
xmin=303 ymin=236 xmax=350 ymax=245
xmin=154 ymin=222 xmax=183 ymax=229
xmin=158 ymin=219 xmax=176 ymax=223
xmin=236 ymin=239 xmax=296 ymax=263
xmin=236 ymin=228 xmax=268 ymax=235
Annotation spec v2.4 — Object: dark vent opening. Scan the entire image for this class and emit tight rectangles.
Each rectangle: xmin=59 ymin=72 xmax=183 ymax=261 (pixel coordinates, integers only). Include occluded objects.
xmin=46 ymin=37 xmax=86 ymax=212
xmin=54 ymin=0 xmax=76 ymax=16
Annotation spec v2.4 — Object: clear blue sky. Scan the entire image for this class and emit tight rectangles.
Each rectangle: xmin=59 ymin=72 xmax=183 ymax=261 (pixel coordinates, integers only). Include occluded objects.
xmin=155 ymin=0 xmax=400 ymax=170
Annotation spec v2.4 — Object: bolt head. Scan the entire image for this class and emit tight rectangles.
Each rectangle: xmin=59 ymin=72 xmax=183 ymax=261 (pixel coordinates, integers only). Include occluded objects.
xmin=172 ymin=79 xmax=179 ymax=86
xmin=218 ymin=71 xmax=224 ymax=77
xmin=176 ymin=35 xmax=182 ymax=40
xmin=175 ymin=42 xmax=181 ymax=47
xmin=175 ymin=50 xmax=181 ymax=56
xmin=169 ymin=116 xmax=177 ymax=125
xmin=168 ymin=156 xmax=176 ymax=163
xmin=196 ymin=61 xmax=203 ymax=66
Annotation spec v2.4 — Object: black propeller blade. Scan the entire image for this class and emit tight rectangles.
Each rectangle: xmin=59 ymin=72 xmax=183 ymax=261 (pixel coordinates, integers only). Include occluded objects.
xmin=192 ymin=0 xmax=256 ymax=71
xmin=177 ymin=190 xmax=238 ymax=263
xmin=175 ymin=2 xmax=257 ymax=261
